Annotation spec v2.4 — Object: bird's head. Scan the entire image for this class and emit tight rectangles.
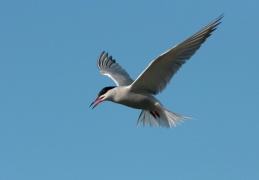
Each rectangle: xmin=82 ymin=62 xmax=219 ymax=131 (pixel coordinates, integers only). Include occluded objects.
xmin=90 ymin=86 xmax=116 ymax=109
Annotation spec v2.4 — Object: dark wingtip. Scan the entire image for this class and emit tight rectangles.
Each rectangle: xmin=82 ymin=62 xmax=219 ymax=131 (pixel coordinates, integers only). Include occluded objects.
xmin=97 ymin=51 xmax=106 ymax=68
xmin=213 ymin=13 xmax=224 ymax=26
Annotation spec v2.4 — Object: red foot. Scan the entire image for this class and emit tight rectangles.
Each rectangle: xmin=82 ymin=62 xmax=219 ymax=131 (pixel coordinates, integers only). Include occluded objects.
xmin=150 ymin=111 xmax=160 ymax=119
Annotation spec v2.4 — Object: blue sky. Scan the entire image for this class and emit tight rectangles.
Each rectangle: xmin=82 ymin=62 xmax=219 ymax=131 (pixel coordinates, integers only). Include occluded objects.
xmin=1 ymin=0 xmax=258 ymax=179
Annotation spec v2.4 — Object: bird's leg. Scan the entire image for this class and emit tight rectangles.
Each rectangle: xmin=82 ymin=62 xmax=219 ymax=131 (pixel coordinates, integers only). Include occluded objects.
xmin=150 ymin=111 xmax=160 ymax=119
xmin=154 ymin=111 xmax=160 ymax=118
xmin=150 ymin=111 xmax=157 ymax=119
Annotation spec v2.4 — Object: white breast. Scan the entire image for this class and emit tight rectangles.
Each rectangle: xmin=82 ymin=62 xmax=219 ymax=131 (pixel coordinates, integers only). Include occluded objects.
xmin=110 ymin=86 xmax=162 ymax=110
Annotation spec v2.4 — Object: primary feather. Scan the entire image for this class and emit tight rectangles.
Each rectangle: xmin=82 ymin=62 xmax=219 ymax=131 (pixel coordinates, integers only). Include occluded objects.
xmin=97 ymin=51 xmax=134 ymax=86
xmin=130 ymin=14 xmax=223 ymax=94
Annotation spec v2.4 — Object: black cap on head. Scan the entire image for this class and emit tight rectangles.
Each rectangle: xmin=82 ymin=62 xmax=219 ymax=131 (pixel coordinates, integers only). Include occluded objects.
xmin=98 ymin=86 xmax=116 ymax=97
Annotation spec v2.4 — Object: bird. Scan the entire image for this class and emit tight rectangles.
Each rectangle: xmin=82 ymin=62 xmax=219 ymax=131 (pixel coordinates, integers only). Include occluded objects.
xmin=90 ymin=14 xmax=223 ymax=128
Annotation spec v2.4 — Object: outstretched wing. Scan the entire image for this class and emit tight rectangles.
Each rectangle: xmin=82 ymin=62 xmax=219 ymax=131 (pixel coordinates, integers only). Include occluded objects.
xmin=130 ymin=14 xmax=223 ymax=94
xmin=97 ymin=51 xmax=134 ymax=86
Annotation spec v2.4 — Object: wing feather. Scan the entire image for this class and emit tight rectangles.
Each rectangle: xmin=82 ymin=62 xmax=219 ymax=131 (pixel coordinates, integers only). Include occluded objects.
xmin=130 ymin=14 xmax=223 ymax=94
xmin=97 ymin=51 xmax=134 ymax=86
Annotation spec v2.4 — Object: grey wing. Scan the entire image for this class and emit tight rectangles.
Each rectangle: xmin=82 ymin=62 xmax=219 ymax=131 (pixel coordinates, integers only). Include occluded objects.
xmin=97 ymin=51 xmax=134 ymax=86
xmin=130 ymin=14 xmax=223 ymax=94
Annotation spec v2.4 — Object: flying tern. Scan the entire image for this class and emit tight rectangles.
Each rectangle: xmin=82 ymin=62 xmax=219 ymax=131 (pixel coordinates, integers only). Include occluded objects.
xmin=90 ymin=15 xmax=223 ymax=128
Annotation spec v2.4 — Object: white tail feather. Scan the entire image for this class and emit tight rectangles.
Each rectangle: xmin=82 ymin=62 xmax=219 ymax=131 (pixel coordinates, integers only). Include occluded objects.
xmin=136 ymin=109 xmax=191 ymax=128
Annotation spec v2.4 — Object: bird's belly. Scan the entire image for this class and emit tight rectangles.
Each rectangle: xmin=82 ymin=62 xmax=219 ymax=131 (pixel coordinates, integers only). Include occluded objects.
xmin=115 ymin=93 xmax=158 ymax=110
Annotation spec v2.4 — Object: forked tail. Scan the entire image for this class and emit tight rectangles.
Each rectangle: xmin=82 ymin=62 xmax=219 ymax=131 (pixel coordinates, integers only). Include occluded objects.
xmin=136 ymin=109 xmax=191 ymax=128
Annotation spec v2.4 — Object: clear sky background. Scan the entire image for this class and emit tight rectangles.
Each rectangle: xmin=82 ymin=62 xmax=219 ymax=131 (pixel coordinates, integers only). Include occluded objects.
xmin=1 ymin=0 xmax=258 ymax=179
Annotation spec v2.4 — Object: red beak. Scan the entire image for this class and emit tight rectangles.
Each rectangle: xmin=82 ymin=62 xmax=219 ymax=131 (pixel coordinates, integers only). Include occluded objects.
xmin=90 ymin=97 xmax=103 ymax=109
